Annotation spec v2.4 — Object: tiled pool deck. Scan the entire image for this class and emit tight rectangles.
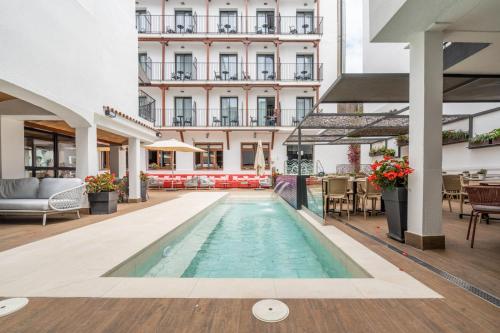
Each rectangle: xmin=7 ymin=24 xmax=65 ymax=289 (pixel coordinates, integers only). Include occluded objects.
xmin=0 ymin=192 xmax=439 ymax=299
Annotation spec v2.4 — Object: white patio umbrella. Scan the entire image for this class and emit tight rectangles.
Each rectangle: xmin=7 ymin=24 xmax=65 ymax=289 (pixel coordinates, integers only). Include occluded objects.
xmin=144 ymin=139 xmax=205 ymax=190
xmin=254 ymin=140 xmax=266 ymax=189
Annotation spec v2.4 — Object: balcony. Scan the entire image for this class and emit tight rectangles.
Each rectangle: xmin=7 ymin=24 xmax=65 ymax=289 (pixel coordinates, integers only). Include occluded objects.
xmin=136 ymin=14 xmax=323 ymax=36
xmin=153 ymin=108 xmax=307 ymax=128
xmin=138 ymin=90 xmax=156 ymax=123
xmin=140 ymin=62 xmax=323 ymax=83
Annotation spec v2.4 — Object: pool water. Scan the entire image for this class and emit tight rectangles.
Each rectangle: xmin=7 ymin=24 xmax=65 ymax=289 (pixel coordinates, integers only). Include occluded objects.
xmin=108 ymin=197 xmax=369 ymax=278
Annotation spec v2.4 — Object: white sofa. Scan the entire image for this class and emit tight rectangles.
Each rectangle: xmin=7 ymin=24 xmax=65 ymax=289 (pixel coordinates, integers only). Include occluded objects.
xmin=0 ymin=178 xmax=85 ymax=226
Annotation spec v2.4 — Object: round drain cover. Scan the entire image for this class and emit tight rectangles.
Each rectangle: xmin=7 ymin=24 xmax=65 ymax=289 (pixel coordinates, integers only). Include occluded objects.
xmin=252 ymin=299 xmax=289 ymax=323
xmin=0 ymin=298 xmax=29 ymax=317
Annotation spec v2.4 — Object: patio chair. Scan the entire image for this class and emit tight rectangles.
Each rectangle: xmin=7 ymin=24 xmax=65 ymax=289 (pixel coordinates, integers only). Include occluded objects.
xmin=255 ymin=25 xmax=263 ymax=34
xmin=185 ymin=25 xmax=194 ymax=33
xmin=198 ymin=176 xmax=215 ymax=189
xmin=289 ymin=25 xmax=298 ymax=34
xmin=148 ymin=176 xmax=163 ymax=190
xmin=357 ymin=181 xmax=382 ymax=219
xmin=166 ymin=26 xmax=176 ymax=33
xmin=267 ymin=73 xmax=276 ymax=80
xmin=183 ymin=72 xmax=192 ymax=80
xmin=212 ymin=116 xmax=222 ymax=126
xmin=183 ymin=119 xmax=192 ymax=126
xmin=259 ymin=176 xmax=272 ymax=188
xmin=442 ymin=175 xmax=465 ymax=213
xmin=250 ymin=117 xmax=258 ymax=126
xmin=184 ymin=176 xmax=199 ymax=189
xmin=464 ymin=186 xmax=500 ymax=248
xmin=214 ymin=71 xmax=222 ymax=80
xmin=230 ymin=75 xmax=238 ymax=80
xmin=324 ymin=177 xmax=350 ymax=219
xmin=217 ymin=24 xmax=226 ymax=33
xmin=172 ymin=117 xmax=182 ymax=126
xmin=171 ymin=72 xmax=180 ymax=80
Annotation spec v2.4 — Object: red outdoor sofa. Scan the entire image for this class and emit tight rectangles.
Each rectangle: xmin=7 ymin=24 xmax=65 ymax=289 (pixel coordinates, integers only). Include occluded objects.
xmin=146 ymin=173 xmax=272 ymax=189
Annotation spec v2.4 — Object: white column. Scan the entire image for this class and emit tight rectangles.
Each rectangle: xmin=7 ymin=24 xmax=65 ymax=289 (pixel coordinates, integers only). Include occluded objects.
xmin=407 ymin=31 xmax=444 ymax=249
xmin=0 ymin=117 xmax=25 ymax=178
xmin=109 ymin=145 xmax=127 ymax=178
xmin=75 ymin=125 xmax=98 ymax=179
xmin=128 ymin=137 xmax=141 ymax=202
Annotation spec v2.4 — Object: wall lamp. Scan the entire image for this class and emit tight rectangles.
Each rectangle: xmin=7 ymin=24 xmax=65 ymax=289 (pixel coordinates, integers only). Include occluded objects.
xmin=104 ymin=107 xmax=117 ymax=118
xmin=156 ymin=132 xmax=162 ymax=138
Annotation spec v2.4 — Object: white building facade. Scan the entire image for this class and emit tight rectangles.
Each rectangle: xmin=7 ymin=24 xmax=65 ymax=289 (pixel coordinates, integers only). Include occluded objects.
xmin=0 ymin=0 xmax=158 ymax=201
xmin=136 ymin=0 xmax=338 ymax=175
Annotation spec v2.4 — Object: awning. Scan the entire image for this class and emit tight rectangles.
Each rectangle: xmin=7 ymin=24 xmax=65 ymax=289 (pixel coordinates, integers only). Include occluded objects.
xmin=320 ymin=73 xmax=500 ymax=103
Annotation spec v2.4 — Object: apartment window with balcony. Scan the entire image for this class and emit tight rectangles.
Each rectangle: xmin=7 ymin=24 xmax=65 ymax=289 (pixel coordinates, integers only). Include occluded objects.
xmin=296 ymin=11 xmax=314 ymax=34
xmin=296 ymin=97 xmax=313 ymax=121
xmin=148 ymin=151 xmax=176 ymax=170
xmin=257 ymin=97 xmax=275 ymax=126
xmin=135 ymin=9 xmax=151 ymax=33
xmin=220 ymin=97 xmax=239 ymax=126
xmin=256 ymin=55 xmax=275 ymax=80
xmin=241 ymin=142 xmax=270 ymax=170
xmin=256 ymin=11 xmax=275 ymax=34
xmin=219 ymin=11 xmax=238 ymax=33
xmin=296 ymin=54 xmax=314 ymax=80
xmin=174 ymin=54 xmax=193 ymax=80
xmin=174 ymin=97 xmax=194 ymax=126
xmin=175 ymin=10 xmax=193 ymax=33
xmin=219 ymin=54 xmax=238 ymax=80
xmin=194 ymin=143 xmax=223 ymax=170
xmin=138 ymin=52 xmax=152 ymax=79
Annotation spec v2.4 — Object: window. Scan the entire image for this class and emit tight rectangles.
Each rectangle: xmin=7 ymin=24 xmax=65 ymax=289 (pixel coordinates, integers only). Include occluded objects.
xmin=136 ymin=9 xmax=151 ymax=33
xmin=194 ymin=143 xmax=223 ymax=170
xmin=24 ymin=128 xmax=76 ymax=178
xmin=98 ymin=149 xmax=110 ymax=171
xmin=220 ymin=97 xmax=239 ymax=126
xmin=219 ymin=11 xmax=238 ymax=33
xmin=296 ymin=97 xmax=313 ymax=120
xmin=219 ymin=54 xmax=238 ymax=80
xmin=175 ymin=54 xmax=193 ymax=80
xmin=175 ymin=10 xmax=193 ymax=32
xmin=241 ymin=142 xmax=270 ymax=170
xmin=296 ymin=11 xmax=314 ymax=34
xmin=296 ymin=54 xmax=314 ymax=80
xmin=256 ymin=11 xmax=275 ymax=34
xmin=257 ymin=97 xmax=275 ymax=126
xmin=256 ymin=55 xmax=275 ymax=80
xmin=287 ymin=145 xmax=313 ymax=161
xmin=174 ymin=97 xmax=194 ymax=126
xmin=148 ymin=150 xmax=176 ymax=170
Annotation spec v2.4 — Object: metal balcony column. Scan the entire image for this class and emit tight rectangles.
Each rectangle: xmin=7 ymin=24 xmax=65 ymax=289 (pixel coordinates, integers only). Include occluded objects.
xmin=161 ymin=0 xmax=165 ymax=33
xmin=161 ymin=87 xmax=166 ymax=126
xmin=161 ymin=43 xmax=166 ymax=81
xmin=244 ymin=0 xmax=248 ymax=33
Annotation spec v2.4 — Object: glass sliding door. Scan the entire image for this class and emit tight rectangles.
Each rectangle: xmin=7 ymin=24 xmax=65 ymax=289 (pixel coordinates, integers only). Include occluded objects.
xmin=219 ymin=11 xmax=238 ymax=33
xmin=296 ymin=11 xmax=314 ymax=34
xmin=175 ymin=54 xmax=193 ymax=80
xmin=257 ymin=97 xmax=275 ymax=126
xmin=175 ymin=10 xmax=193 ymax=32
xmin=256 ymin=55 xmax=275 ymax=80
xmin=220 ymin=97 xmax=239 ymax=126
xmin=219 ymin=54 xmax=238 ymax=80
xmin=256 ymin=11 xmax=275 ymax=34
xmin=174 ymin=97 xmax=193 ymax=126
xmin=136 ymin=9 xmax=151 ymax=33
xmin=296 ymin=54 xmax=314 ymax=80
xmin=296 ymin=97 xmax=313 ymax=121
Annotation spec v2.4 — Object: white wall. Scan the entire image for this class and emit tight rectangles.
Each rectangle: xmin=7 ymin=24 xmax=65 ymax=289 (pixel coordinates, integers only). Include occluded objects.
xmin=0 ymin=117 xmax=25 ymax=178
xmin=0 ymin=0 xmax=139 ymax=127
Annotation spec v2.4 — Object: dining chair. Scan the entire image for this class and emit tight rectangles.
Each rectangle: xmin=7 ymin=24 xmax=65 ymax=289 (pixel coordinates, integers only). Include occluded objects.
xmin=464 ymin=186 xmax=500 ymax=248
xmin=358 ymin=181 xmax=382 ymax=219
xmin=324 ymin=177 xmax=350 ymax=219
xmin=442 ymin=174 xmax=463 ymax=212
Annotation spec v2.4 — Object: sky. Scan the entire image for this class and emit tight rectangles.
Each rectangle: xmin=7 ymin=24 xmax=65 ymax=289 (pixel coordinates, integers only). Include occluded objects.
xmin=345 ymin=0 xmax=363 ymax=72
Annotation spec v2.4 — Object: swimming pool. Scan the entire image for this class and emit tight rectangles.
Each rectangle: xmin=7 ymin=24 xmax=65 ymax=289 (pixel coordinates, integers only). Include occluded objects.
xmin=107 ymin=196 xmax=369 ymax=279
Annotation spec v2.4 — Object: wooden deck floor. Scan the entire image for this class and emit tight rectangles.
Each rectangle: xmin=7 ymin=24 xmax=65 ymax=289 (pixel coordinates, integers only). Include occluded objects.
xmin=1 ymin=192 xmax=499 ymax=332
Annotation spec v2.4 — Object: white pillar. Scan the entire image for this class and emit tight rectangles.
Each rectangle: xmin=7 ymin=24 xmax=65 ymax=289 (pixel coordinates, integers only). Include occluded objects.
xmin=109 ymin=145 xmax=127 ymax=178
xmin=0 ymin=117 xmax=25 ymax=178
xmin=75 ymin=125 xmax=98 ymax=179
xmin=406 ymin=31 xmax=445 ymax=249
xmin=128 ymin=137 xmax=141 ymax=202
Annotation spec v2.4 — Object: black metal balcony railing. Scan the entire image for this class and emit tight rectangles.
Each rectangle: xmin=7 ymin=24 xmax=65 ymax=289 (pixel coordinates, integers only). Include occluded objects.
xmin=153 ymin=108 xmax=303 ymax=127
xmin=138 ymin=90 xmax=156 ymax=123
xmin=136 ymin=15 xmax=323 ymax=35
xmin=140 ymin=62 xmax=323 ymax=82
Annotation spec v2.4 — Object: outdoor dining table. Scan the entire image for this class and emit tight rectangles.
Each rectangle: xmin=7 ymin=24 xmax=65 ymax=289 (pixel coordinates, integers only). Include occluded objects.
xmin=221 ymin=115 xmax=229 ymax=126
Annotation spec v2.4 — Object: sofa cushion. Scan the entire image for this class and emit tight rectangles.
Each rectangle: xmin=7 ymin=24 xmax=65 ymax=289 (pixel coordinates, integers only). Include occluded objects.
xmin=38 ymin=178 xmax=83 ymax=199
xmin=0 ymin=178 xmax=39 ymax=199
xmin=0 ymin=199 xmax=50 ymax=211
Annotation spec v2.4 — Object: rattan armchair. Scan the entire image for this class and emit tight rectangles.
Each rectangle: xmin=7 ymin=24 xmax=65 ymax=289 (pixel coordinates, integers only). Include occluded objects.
xmin=464 ymin=186 xmax=500 ymax=248
xmin=324 ymin=177 xmax=350 ymax=219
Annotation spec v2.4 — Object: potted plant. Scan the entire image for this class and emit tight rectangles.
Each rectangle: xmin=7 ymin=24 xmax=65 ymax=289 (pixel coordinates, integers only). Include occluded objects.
xmin=148 ymin=162 xmax=159 ymax=170
xmin=470 ymin=132 xmax=492 ymax=147
xmin=85 ymin=173 xmax=118 ymax=214
xmin=369 ymin=147 xmax=396 ymax=157
xmin=368 ymin=156 xmax=414 ymax=242
xmin=477 ymin=169 xmax=487 ymax=180
xmin=442 ymin=130 xmax=469 ymax=145
xmin=396 ymin=135 xmax=409 ymax=147
xmin=140 ymin=171 xmax=149 ymax=202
